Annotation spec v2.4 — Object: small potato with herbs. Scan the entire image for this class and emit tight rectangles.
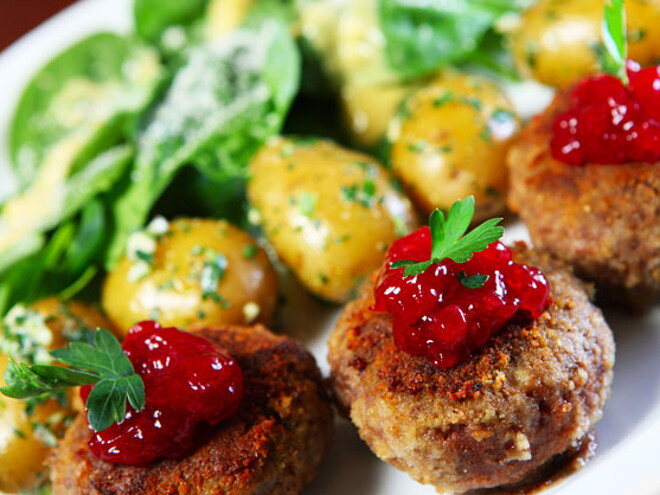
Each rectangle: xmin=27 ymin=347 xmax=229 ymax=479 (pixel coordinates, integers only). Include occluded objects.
xmin=510 ymin=0 xmax=660 ymax=89
xmin=0 ymin=298 xmax=113 ymax=493
xmin=341 ymin=83 xmax=416 ymax=149
xmin=389 ymin=72 xmax=519 ymax=222
xmin=248 ymin=137 xmax=417 ymax=303
xmin=102 ymin=218 xmax=277 ymax=333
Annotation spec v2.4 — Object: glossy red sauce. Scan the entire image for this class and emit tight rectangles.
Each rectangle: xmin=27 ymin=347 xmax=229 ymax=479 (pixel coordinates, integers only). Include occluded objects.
xmin=551 ymin=62 xmax=660 ymax=165
xmin=372 ymin=228 xmax=549 ymax=368
xmin=81 ymin=321 xmax=243 ymax=464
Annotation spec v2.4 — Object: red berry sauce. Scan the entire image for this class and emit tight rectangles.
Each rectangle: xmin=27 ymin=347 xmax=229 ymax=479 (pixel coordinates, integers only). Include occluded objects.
xmin=81 ymin=321 xmax=243 ymax=464
xmin=551 ymin=62 xmax=660 ymax=165
xmin=372 ymin=227 xmax=549 ymax=368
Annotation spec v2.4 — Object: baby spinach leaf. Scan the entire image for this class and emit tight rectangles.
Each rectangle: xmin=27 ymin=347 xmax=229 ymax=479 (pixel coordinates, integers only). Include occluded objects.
xmin=378 ymin=0 xmax=528 ymax=80
xmin=0 ymin=146 xmax=132 ymax=315
xmin=9 ymin=33 xmax=160 ymax=190
xmin=0 ymin=144 xmax=133 ymax=269
xmin=106 ymin=21 xmax=300 ymax=265
xmin=134 ymin=0 xmax=207 ymax=44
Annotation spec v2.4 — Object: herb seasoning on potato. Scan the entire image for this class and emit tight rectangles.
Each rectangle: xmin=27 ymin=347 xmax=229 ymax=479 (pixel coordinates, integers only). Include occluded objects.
xmin=102 ymin=218 xmax=277 ymax=332
xmin=389 ymin=72 xmax=519 ymax=222
xmin=248 ymin=137 xmax=417 ymax=303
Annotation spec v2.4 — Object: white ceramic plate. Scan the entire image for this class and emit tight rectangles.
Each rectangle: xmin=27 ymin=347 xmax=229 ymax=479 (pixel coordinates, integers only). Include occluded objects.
xmin=0 ymin=2 xmax=658 ymax=494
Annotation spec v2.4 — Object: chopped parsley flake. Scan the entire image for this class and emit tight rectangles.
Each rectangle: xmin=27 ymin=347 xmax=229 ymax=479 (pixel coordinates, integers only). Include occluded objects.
xmin=354 ymin=161 xmax=377 ymax=177
xmin=490 ymin=108 xmax=515 ymax=124
xmin=200 ymin=254 xmax=229 ymax=303
xmin=292 ymin=192 xmax=318 ymax=218
xmin=341 ymin=180 xmax=377 ymax=208
xmin=407 ymin=141 xmax=427 ymax=153
xmin=242 ymin=244 xmax=259 ymax=259
xmin=1 ymin=305 xmax=53 ymax=364
xmin=461 ymin=97 xmax=482 ymax=111
xmin=433 ymin=91 xmax=455 ymax=107
xmin=457 ymin=271 xmax=489 ymax=289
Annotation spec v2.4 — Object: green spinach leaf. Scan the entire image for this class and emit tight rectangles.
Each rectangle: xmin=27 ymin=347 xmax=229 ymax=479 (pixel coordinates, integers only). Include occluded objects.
xmin=106 ymin=21 xmax=300 ymax=265
xmin=9 ymin=33 xmax=160 ymax=190
xmin=378 ymin=0 xmax=528 ymax=80
xmin=134 ymin=0 xmax=208 ymax=45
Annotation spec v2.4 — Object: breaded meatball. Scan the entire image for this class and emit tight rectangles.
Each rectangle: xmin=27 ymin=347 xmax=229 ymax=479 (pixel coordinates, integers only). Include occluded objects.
xmin=49 ymin=325 xmax=334 ymax=495
xmin=328 ymin=246 xmax=614 ymax=494
xmin=507 ymin=96 xmax=660 ymax=304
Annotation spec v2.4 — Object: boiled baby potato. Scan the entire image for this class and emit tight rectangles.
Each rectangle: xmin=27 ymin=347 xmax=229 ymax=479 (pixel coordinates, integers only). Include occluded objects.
xmin=0 ymin=369 xmax=62 ymax=493
xmin=389 ymin=72 xmax=519 ymax=222
xmin=103 ymin=218 xmax=278 ymax=334
xmin=248 ymin=137 xmax=418 ymax=303
xmin=510 ymin=0 xmax=660 ymax=89
xmin=206 ymin=0 xmax=254 ymax=39
xmin=0 ymin=298 xmax=112 ymax=493
xmin=341 ymin=83 xmax=416 ymax=149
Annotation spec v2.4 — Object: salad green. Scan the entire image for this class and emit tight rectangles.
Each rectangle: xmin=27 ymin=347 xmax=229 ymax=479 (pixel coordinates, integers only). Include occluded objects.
xmin=378 ymin=0 xmax=530 ymax=80
xmin=0 ymin=0 xmax=524 ymax=314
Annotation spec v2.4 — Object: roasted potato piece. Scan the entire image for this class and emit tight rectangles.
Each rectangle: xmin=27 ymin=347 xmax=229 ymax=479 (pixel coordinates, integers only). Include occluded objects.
xmin=248 ymin=137 xmax=417 ymax=303
xmin=389 ymin=72 xmax=519 ymax=222
xmin=102 ymin=218 xmax=278 ymax=334
xmin=0 ymin=298 xmax=111 ymax=493
xmin=510 ymin=0 xmax=660 ymax=89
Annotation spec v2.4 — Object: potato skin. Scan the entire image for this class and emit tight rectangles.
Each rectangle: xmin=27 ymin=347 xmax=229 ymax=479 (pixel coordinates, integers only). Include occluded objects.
xmin=28 ymin=298 xmax=117 ymax=348
xmin=248 ymin=137 xmax=417 ymax=303
xmin=102 ymin=219 xmax=278 ymax=334
xmin=0 ymin=298 xmax=112 ymax=493
xmin=0 ymin=373 xmax=61 ymax=493
xmin=341 ymin=83 xmax=413 ymax=149
xmin=510 ymin=0 xmax=660 ymax=89
xmin=389 ymin=72 xmax=519 ymax=222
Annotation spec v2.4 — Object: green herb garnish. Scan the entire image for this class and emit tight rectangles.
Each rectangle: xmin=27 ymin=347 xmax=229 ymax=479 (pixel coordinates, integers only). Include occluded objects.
xmin=390 ymin=196 xmax=504 ymax=277
xmin=602 ymin=0 xmax=628 ymax=85
xmin=457 ymin=272 xmax=489 ymax=289
xmin=341 ymin=180 xmax=377 ymax=208
xmin=242 ymin=244 xmax=258 ymax=260
xmin=200 ymin=254 xmax=228 ymax=301
xmin=293 ymin=191 xmax=318 ymax=219
xmin=1 ymin=329 xmax=145 ymax=432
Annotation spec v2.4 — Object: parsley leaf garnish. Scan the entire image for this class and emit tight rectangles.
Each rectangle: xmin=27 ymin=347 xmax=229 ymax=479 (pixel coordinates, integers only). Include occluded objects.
xmin=602 ymin=0 xmax=628 ymax=85
xmin=390 ymin=196 xmax=504 ymax=278
xmin=1 ymin=329 xmax=145 ymax=432
xmin=457 ymin=272 xmax=489 ymax=289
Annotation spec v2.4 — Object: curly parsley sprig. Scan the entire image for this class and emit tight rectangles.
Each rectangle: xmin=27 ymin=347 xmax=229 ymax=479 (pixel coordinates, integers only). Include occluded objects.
xmin=390 ymin=196 xmax=504 ymax=279
xmin=602 ymin=0 xmax=628 ymax=85
xmin=1 ymin=329 xmax=145 ymax=432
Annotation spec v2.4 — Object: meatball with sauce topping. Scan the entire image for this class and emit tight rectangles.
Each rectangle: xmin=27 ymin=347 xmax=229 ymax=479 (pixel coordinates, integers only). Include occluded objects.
xmin=328 ymin=245 xmax=614 ymax=494
xmin=507 ymin=66 xmax=660 ymax=305
xmin=49 ymin=325 xmax=333 ymax=495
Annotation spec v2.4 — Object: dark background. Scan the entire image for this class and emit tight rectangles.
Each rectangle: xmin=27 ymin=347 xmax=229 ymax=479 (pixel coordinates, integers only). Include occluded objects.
xmin=0 ymin=0 xmax=79 ymax=50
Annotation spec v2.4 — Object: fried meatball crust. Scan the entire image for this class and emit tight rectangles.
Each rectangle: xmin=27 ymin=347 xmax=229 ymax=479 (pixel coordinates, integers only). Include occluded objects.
xmin=50 ymin=325 xmax=334 ymax=495
xmin=328 ymin=245 xmax=614 ymax=494
xmin=507 ymin=95 xmax=660 ymax=304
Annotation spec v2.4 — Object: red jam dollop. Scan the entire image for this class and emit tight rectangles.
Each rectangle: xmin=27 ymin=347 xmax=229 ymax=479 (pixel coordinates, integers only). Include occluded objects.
xmin=551 ymin=61 xmax=660 ymax=165
xmin=80 ymin=321 xmax=243 ymax=464
xmin=372 ymin=227 xmax=550 ymax=368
